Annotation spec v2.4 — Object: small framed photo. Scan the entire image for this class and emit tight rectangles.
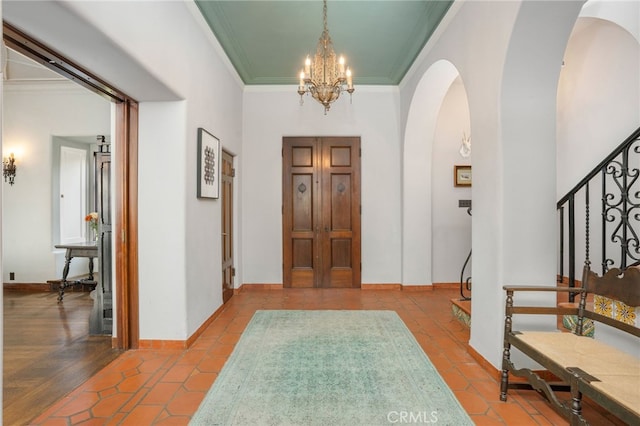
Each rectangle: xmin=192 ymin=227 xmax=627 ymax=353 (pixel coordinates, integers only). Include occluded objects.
xmin=197 ymin=128 xmax=220 ymax=199
xmin=454 ymin=165 xmax=472 ymax=187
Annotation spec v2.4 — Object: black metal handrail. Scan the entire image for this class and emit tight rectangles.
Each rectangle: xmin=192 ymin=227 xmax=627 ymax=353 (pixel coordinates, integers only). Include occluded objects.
xmin=558 ymin=127 xmax=640 ymax=301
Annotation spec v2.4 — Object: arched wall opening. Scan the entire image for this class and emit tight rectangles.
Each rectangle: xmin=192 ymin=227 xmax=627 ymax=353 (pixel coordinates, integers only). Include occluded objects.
xmin=402 ymin=60 xmax=471 ymax=287
xmin=557 ymin=15 xmax=640 ymax=274
xmin=556 ymin=7 xmax=639 ymax=356
xmin=432 ymin=76 xmax=472 ymax=286
xmin=468 ymin=0 xmax=585 ymax=368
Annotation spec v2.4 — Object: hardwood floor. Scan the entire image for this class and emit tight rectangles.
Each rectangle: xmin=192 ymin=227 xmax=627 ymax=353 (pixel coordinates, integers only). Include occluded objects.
xmin=3 ymin=290 xmax=122 ymax=425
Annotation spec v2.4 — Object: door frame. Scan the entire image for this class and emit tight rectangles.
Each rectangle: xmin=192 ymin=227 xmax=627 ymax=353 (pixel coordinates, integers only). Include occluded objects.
xmin=56 ymin=142 xmax=90 ymax=245
xmin=221 ymin=149 xmax=234 ymax=303
xmin=4 ymin=23 xmax=140 ymax=349
xmin=282 ymin=136 xmax=361 ymax=288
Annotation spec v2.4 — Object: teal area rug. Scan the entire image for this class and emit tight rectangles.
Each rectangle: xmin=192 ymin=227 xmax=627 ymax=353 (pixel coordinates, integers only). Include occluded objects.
xmin=190 ymin=310 xmax=473 ymax=425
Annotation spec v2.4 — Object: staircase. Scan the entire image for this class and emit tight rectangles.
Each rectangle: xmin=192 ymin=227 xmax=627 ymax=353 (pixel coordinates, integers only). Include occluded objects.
xmin=558 ymin=126 xmax=640 ymax=299
xmin=451 ymin=126 xmax=640 ymax=328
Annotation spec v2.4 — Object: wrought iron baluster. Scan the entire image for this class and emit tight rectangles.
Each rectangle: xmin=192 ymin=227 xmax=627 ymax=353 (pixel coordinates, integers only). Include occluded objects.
xmin=569 ymin=195 xmax=576 ymax=301
xmin=558 ymin=127 xmax=640 ymax=294
xmin=602 ymin=167 xmax=607 ymax=274
xmin=585 ymin=182 xmax=590 ymax=269
xmin=624 ymin=140 xmax=640 ymax=266
xmin=559 ymin=206 xmax=564 ymax=283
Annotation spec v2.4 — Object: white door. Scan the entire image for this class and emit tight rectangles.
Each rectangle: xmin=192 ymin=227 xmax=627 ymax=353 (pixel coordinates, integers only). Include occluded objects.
xmin=59 ymin=146 xmax=87 ymax=244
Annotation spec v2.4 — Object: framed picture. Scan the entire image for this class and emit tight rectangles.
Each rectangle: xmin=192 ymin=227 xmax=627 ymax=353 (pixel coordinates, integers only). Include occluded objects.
xmin=454 ymin=165 xmax=472 ymax=187
xmin=197 ymin=128 xmax=220 ymax=199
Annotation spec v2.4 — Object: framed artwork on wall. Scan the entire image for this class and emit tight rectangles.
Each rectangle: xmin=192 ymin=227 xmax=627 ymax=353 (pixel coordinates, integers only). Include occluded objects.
xmin=454 ymin=165 xmax=472 ymax=187
xmin=197 ymin=128 xmax=220 ymax=199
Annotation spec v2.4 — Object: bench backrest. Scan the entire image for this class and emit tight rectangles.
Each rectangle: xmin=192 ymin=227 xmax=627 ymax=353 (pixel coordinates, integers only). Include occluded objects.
xmin=580 ymin=265 xmax=640 ymax=336
xmin=582 ymin=266 xmax=640 ymax=307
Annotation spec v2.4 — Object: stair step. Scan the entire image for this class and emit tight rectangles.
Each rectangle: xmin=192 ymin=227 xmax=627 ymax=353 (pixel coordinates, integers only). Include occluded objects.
xmin=451 ymin=298 xmax=471 ymax=327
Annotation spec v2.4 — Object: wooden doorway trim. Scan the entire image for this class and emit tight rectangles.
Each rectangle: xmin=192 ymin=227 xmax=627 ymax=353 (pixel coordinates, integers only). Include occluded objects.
xmin=115 ymin=101 xmax=139 ymax=349
xmin=4 ymin=22 xmax=140 ymax=349
xmin=282 ymin=137 xmax=361 ymax=288
xmin=221 ymin=150 xmax=234 ymax=303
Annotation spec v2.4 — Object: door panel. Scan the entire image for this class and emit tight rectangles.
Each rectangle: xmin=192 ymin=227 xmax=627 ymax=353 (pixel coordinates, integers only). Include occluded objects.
xmin=320 ymin=139 xmax=360 ymax=288
xmin=59 ymin=146 xmax=88 ymax=244
xmin=283 ymin=138 xmax=319 ymax=288
xmin=283 ymin=137 xmax=360 ymax=288
xmin=221 ymin=150 xmax=234 ymax=303
xmin=292 ymin=174 xmax=314 ymax=230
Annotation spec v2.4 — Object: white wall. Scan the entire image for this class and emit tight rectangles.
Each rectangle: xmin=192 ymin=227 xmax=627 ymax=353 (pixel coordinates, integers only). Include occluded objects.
xmin=3 ymin=1 xmax=244 ymax=340
xmin=400 ymin=0 xmax=636 ymax=368
xmin=138 ymin=101 xmax=188 ymax=340
xmin=431 ymin=77 xmax=472 ymax=284
xmin=557 ymin=14 xmax=640 ymax=278
xmin=1 ymin=0 xmax=635 ymax=363
xmin=401 ymin=0 xmax=586 ymax=368
xmin=65 ymin=1 xmax=245 ymax=339
xmin=2 ymin=82 xmax=111 ymax=283
xmin=556 ymin=7 xmax=640 ymax=356
xmin=401 ymin=60 xmax=459 ymax=286
xmin=558 ymin=17 xmax=640 ymax=196
xmin=401 ymin=1 xmax=521 ymax=368
xmin=76 ymin=1 xmax=244 ymax=340
xmin=242 ymin=86 xmax=401 ymax=285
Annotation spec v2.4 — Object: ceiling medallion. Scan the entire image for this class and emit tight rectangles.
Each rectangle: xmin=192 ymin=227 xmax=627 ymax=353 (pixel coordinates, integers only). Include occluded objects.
xmin=297 ymin=0 xmax=354 ymax=114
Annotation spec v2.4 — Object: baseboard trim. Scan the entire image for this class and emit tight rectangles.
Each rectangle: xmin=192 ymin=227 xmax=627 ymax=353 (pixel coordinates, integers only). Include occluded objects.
xmin=361 ymin=283 xmax=402 ymax=290
xmin=185 ymin=303 xmax=226 ymax=348
xmin=238 ymin=283 xmax=284 ymax=291
xmin=235 ymin=283 xmax=458 ymax=291
xmin=4 ymin=282 xmax=51 ymax=291
xmin=137 ymin=339 xmax=187 ymax=350
xmin=138 ymin=301 xmax=227 ymax=350
xmin=401 ymin=284 xmax=433 ymax=291
xmin=432 ymin=282 xmax=460 ymax=289
xmin=467 ymin=344 xmax=501 ymax=382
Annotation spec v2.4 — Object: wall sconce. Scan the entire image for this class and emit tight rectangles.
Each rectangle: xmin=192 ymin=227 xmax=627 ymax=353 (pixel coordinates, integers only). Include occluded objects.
xmin=3 ymin=153 xmax=17 ymax=185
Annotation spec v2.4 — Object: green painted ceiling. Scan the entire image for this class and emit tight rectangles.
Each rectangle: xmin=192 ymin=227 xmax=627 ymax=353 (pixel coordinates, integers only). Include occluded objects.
xmin=194 ymin=1 xmax=453 ymax=85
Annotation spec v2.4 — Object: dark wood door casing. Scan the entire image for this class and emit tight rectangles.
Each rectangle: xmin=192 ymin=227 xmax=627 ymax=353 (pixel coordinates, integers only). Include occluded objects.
xmin=4 ymin=23 xmax=140 ymax=349
xmin=283 ymin=137 xmax=361 ymax=288
xmin=221 ymin=151 xmax=234 ymax=303
xmin=115 ymin=100 xmax=139 ymax=349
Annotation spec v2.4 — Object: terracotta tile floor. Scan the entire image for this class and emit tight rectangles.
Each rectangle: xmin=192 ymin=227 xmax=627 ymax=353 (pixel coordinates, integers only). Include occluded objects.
xmin=31 ymin=287 xmax=622 ymax=425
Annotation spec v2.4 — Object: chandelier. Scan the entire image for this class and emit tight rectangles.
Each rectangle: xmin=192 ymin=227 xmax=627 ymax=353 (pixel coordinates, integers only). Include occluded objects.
xmin=298 ymin=0 xmax=354 ymax=114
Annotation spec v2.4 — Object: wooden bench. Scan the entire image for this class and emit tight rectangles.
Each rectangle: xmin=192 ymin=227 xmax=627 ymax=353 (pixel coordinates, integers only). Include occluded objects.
xmin=500 ymin=265 xmax=640 ymax=425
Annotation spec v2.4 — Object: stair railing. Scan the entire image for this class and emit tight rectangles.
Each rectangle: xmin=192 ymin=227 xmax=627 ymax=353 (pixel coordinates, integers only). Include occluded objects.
xmin=558 ymin=127 xmax=640 ymax=301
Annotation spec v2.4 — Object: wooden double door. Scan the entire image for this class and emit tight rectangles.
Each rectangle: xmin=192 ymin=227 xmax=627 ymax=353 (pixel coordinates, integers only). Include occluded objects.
xmin=283 ymin=137 xmax=361 ymax=288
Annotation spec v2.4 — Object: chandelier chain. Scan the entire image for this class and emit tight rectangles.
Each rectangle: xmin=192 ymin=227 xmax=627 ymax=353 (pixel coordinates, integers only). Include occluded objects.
xmin=323 ymin=0 xmax=328 ymax=34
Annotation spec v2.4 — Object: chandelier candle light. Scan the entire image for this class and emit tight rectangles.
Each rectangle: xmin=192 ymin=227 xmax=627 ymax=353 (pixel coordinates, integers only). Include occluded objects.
xmin=298 ymin=0 xmax=354 ymax=114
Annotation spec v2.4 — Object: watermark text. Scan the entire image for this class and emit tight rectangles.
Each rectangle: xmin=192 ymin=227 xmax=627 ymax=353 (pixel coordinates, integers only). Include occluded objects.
xmin=387 ymin=410 xmax=438 ymax=423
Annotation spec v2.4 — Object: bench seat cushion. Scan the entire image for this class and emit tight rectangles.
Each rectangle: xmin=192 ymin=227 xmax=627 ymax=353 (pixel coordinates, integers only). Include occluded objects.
xmin=515 ymin=331 xmax=640 ymax=416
